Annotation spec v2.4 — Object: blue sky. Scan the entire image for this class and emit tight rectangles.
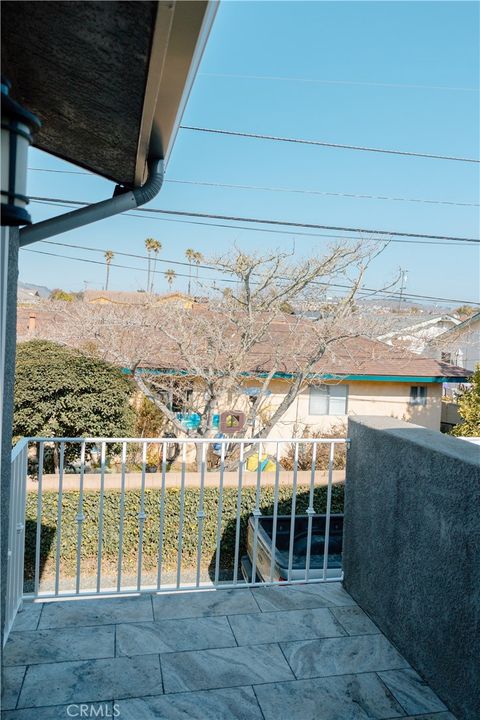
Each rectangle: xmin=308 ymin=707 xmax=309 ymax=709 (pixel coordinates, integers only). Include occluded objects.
xmin=22 ymin=1 xmax=479 ymax=308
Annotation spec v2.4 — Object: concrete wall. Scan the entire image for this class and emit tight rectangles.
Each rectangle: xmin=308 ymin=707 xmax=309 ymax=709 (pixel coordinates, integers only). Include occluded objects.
xmin=342 ymin=416 xmax=480 ymax=720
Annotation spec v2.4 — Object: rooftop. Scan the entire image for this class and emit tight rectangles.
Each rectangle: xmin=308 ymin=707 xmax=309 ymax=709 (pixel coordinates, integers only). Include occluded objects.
xmin=2 ymin=583 xmax=454 ymax=719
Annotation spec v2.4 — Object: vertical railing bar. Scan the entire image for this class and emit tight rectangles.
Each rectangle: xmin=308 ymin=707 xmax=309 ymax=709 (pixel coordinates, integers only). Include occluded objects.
xmin=250 ymin=441 xmax=263 ymax=586
xmin=96 ymin=441 xmax=106 ymax=593
xmin=34 ymin=442 xmax=44 ymax=596
xmin=176 ymin=443 xmax=187 ymax=589
xmin=214 ymin=442 xmax=226 ymax=585
xmin=305 ymin=440 xmax=318 ymax=582
xmin=18 ymin=446 xmax=28 ymax=603
xmin=75 ymin=442 xmax=86 ymax=594
xmin=11 ymin=449 xmax=21 ymax=612
xmin=6 ymin=454 xmax=18 ymax=625
xmin=269 ymin=442 xmax=281 ymax=583
xmin=54 ymin=442 xmax=65 ymax=596
xmin=232 ymin=442 xmax=244 ymax=585
xmin=156 ymin=441 xmax=167 ymax=590
xmin=195 ymin=442 xmax=207 ymax=587
xmin=117 ymin=442 xmax=127 ymax=592
xmin=137 ymin=442 xmax=147 ymax=592
xmin=287 ymin=440 xmax=299 ymax=583
xmin=322 ymin=442 xmax=335 ymax=581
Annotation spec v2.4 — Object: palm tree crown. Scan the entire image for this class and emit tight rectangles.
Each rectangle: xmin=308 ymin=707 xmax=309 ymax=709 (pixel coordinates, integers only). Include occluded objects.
xmin=164 ymin=269 xmax=176 ymax=289
xmin=104 ymin=250 xmax=114 ymax=291
xmin=145 ymin=238 xmax=162 ymax=293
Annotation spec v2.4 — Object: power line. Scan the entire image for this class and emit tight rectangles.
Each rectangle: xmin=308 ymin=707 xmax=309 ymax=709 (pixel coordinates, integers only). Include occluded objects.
xmin=20 ymin=242 xmax=480 ymax=307
xmin=29 ymin=195 xmax=480 ymax=243
xmin=199 ymin=72 xmax=479 ymax=93
xmin=27 ymin=168 xmax=479 ymax=208
xmin=180 ymin=126 xmax=480 ymax=164
xmin=29 ymin=199 xmax=476 ymax=249
xmin=166 ymin=179 xmax=479 ymax=208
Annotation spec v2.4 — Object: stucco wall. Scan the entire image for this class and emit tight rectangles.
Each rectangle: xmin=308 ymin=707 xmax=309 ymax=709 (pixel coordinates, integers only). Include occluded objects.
xmin=240 ymin=378 xmax=443 ymax=438
xmin=342 ymin=416 xmax=480 ymax=720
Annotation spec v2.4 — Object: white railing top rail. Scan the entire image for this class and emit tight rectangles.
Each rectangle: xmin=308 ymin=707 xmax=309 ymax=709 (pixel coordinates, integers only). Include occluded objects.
xmin=13 ymin=436 xmax=350 ymax=445
xmin=11 ymin=436 xmax=29 ymax=462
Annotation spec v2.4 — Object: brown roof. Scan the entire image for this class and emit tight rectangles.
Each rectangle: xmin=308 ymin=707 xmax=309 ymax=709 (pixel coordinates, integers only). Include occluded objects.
xmin=17 ymin=303 xmax=472 ymax=380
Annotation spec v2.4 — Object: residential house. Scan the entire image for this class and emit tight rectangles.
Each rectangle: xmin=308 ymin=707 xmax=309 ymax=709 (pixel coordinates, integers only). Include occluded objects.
xmin=83 ymin=289 xmax=197 ymax=308
xmin=377 ymin=313 xmax=461 ymax=354
xmin=424 ymin=310 xmax=480 ymax=372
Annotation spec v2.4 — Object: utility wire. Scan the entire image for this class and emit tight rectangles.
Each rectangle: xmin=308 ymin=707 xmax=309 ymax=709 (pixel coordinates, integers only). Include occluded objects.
xmin=199 ymin=72 xmax=479 ymax=93
xmin=29 ymin=199 xmax=477 ymax=248
xmin=29 ymin=196 xmax=480 ymax=243
xmin=180 ymin=126 xmax=480 ymax=164
xmin=21 ymin=243 xmax=480 ymax=307
xmin=166 ymin=179 xmax=480 ymax=208
xmin=27 ymin=168 xmax=479 ymax=208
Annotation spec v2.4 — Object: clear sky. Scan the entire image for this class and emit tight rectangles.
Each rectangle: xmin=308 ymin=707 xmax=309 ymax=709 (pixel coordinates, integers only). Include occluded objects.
xmin=22 ymin=1 xmax=479 ymax=308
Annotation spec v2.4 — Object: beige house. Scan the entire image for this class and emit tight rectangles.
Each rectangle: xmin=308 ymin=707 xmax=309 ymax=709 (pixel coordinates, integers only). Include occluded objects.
xmin=145 ymin=338 xmax=471 ymax=436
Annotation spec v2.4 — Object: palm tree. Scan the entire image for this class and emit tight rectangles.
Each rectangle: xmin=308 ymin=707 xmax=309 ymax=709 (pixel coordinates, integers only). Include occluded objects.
xmin=144 ymin=238 xmax=157 ymax=292
xmin=164 ymin=269 xmax=176 ymax=290
xmin=193 ymin=251 xmax=203 ymax=292
xmin=149 ymin=239 xmax=162 ymax=293
xmin=104 ymin=250 xmax=114 ymax=291
xmin=185 ymin=248 xmax=195 ymax=295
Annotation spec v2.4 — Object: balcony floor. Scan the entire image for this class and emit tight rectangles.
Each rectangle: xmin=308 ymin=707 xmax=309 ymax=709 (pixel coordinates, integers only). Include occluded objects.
xmin=2 ymin=582 xmax=455 ymax=719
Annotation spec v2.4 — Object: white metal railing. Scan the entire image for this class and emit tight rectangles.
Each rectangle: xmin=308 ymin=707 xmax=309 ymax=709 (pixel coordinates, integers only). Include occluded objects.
xmin=7 ymin=436 xmax=348 ymax=616
xmin=4 ymin=439 xmax=28 ymax=644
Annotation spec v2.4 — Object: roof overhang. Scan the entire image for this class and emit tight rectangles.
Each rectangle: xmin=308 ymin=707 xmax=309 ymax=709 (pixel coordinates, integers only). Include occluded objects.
xmin=1 ymin=1 xmax=218 ymax=186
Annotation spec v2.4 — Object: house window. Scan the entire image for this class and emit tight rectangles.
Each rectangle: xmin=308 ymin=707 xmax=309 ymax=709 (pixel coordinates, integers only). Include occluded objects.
xmin=410 ymin=386 xmax=427 ymax=406
xmin=309 ymin=384 xmax=348 ymax=415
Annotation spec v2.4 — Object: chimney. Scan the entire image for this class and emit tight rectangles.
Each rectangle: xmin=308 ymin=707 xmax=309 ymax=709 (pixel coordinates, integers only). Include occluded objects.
xmin=28 ymin=313 xmax=36 ymax=332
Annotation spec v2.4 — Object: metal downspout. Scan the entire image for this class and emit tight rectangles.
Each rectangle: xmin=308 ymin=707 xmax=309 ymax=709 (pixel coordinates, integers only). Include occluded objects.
xmin=18 ymin=158 xmax=164 ymax=247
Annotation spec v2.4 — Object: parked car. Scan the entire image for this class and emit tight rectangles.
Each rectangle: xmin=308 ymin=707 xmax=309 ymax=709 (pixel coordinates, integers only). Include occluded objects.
xmin=241 ymin=513 xmax=343 ymax=582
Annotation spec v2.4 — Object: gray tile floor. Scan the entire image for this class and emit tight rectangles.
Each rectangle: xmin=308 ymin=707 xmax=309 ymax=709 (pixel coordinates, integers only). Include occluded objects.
xmin=1 ymin=583 xmax=455 ymax=720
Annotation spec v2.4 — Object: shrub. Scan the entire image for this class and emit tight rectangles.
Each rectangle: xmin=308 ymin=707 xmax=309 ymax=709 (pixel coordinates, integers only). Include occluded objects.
xmin=280 ymin=424 xmax=347 ymax=471
xmin=24 ymin=484 xmax=344 ymax=584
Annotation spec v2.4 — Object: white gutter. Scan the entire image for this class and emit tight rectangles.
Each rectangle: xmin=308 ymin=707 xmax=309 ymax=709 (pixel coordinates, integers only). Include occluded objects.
xmin=18 ymin=158 xmax=164 ymax=247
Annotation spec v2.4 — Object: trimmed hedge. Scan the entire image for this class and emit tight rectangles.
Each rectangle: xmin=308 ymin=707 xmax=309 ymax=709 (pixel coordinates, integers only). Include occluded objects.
xmin=25 ymin=484 xmax=344 ymax=580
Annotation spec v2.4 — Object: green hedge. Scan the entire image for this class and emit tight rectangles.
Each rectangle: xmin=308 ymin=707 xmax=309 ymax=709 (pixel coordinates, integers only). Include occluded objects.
xmin=25 ymin=484 xmax=344 ymax=579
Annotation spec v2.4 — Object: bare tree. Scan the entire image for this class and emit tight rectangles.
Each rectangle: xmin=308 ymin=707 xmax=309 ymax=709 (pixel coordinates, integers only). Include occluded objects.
xmin=46 ymin=242 xmax=401 ymax=467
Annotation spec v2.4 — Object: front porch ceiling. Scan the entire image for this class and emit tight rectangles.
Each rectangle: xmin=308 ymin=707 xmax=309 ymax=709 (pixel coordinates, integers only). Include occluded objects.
xmin=1 ymin=1 xmax=215 ymax=186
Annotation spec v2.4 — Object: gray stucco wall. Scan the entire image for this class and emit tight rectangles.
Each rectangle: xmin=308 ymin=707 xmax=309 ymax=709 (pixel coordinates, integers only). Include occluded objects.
xmin=343 ymin=416 xmax=480 ymax=720
xmin=1 ymin=229 xmax=19 ymax=652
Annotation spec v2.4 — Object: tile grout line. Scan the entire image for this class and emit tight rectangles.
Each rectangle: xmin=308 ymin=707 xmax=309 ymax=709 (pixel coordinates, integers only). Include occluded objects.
xmin=225 ymin=614 xmax=239 ymax=646
xmin=374 ymin=670 xmax=412 ymax=717
xmin=35 ymin=602 xmax=44 ymax=631
xmin=158 ymin=653 xmax=165 ymax=694
xmin=249 ymin=588 xmax=264 ymax=613
xmin=251 ymin=684 xmax=267 ymax=720
xmin=276 ymin=641 xmax=299 ymax=680
xmin=14 ymin=668 xmax=445 ymax=710
xmin=13 ymin=664 xmax=28 ymax=710
xmin=326 ymin=606 xmax=351 ymax=636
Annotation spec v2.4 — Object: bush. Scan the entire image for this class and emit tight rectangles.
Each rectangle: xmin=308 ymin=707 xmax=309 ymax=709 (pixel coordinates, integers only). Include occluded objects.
xmin=25 ymin=484 xmax=344 ymax=584
xmin=280 ymin=425 xmax=347 ymax=471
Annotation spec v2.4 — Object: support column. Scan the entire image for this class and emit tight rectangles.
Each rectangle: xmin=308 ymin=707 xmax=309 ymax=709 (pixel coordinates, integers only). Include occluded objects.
xmin=1 ymin=227 xmax=19 ymax=650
